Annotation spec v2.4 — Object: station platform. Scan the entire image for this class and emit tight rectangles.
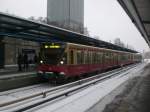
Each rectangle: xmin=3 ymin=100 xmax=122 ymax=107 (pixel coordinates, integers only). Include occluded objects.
xmin=103 ymin=62 xmax=150 ymax=112
xmin=0 ymin=64 xmax=36 ymax=76
xmin=0 ymin=64 xmax=42 ymax=92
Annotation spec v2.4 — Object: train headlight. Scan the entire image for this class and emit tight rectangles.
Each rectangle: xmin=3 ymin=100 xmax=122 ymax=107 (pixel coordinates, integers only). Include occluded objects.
xmin=60 ymin=61 xmax=64 ymax=64
xmin=40 ymin=60 xmax=43 ymax=64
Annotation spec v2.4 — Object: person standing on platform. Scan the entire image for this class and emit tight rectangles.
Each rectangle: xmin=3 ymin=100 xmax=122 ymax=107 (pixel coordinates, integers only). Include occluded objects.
xmin=17 ymin=53 xmax=23 ymax=71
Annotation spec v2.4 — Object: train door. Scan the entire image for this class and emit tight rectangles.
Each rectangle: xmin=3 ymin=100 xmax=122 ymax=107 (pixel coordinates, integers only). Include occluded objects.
xmin=0 ymin=39 xmax=4 ymax=68
xmin=69 ymin=50 xmax=74 ymax=64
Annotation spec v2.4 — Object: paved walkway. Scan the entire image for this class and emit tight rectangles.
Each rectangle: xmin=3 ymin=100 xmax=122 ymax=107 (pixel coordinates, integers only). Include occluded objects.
xmin=103 ymin=63 xmax=150 ymax=112
xmin=0 ymin=64 xmax=36 ymax=76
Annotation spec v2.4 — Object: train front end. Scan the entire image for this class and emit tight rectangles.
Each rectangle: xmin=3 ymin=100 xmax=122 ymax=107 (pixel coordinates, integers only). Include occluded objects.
xmin=37 ymin=42 xmax=67 ymax=80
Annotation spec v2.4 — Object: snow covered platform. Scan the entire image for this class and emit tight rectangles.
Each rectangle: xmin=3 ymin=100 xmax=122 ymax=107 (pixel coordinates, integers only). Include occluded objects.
xmin=103 ymin=61 xmax=150 ymax=112
xmin=0 ymin=72 xmax=35 ymax=80
xmin=0 ymin=64 xmax=35 ymax=76
xmin=0 ymin=71 xmax=43 ymax=92
xmin=34 ymin=62 xmax=148 ymax=112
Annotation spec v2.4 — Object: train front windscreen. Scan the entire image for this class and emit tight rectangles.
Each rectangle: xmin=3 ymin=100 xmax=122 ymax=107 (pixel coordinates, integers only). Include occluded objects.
xmin=40 ymin=42 xmax=66 ymax=65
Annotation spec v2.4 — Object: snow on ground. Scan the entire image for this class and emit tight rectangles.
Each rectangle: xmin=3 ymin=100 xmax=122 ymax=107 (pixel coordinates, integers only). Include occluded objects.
xmin=144 ymin=59 xmax=150 ymax=63
xmin=34 ymin=63 xmax=146 ymax=112
xmin=103 ymin=63 xmax=150 ymax=112
xmin=0 ymin=72 xmax=35 ymax=80
xmin=0 ymin=83 xmax=53 ymax=104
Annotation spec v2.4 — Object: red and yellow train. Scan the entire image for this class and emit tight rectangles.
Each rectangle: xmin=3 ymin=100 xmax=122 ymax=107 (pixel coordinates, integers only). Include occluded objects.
xmin=37 ymin=42 xmax=141 ymax=80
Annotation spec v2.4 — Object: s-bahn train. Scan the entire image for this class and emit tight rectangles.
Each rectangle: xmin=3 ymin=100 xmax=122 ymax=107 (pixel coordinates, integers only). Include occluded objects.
xmin=37 ymin=42 xmax=142 ymax=80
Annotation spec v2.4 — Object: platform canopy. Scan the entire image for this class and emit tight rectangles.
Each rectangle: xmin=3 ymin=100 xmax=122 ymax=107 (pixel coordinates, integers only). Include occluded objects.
xmin=0 ymin=12 xmax=137 ymax=53
xmin=118 ymin=0 xmax=150 ymax=47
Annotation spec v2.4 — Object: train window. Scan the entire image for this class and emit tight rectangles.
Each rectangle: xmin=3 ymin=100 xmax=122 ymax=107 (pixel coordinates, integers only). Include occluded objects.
xmin=95 ymin=52 xmax=98 ymax=64
xmin=97 ymin=53 xmax=99 ymax=64
xmin=95 ymin=53 xmax=98 ymax=64
xmin=81 ymin=51 xmax=84 ymax=64
xmin=93 ymin=52 xmax=95 ymax=64
xmin=101 ymin=53 xmax=103 ymax=64
xmin=77 ymin=51 xmax=81 ymax=64
xmin=90 ymin=52 xmax=92 ymax=64
xmin=92 ymin=52 xmax=96 ymax=64
xmin=105 ymin=52 xmax=109 ymax=63
xmin=96 ymin=53 xmax=98 ymax=64
xmin=102 ymin=52 xmax=105 ymax=64
xmin=91 ymin=52 xmax=93 ymax=64
xmin=117 ymin=54 xmax=120 ymax=62
xmin=84 ymin=51 xmax=88 ymax=64
xmin=69 ymin=50 xmax=74 ymax=64
xmin=87 ymin=51 xmax=90 ymax=64
xmin=98 ymin=52 xmax=102 ymax=64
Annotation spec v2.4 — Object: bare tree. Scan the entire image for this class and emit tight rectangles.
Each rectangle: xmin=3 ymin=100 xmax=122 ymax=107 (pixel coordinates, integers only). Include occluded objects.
xmin=83 ymin=27 xmax=90 ymax=36
xmin=114 ymin=38 xmax=135 ymax=50
xmin=93 ymin=36 xmax=100 ymax=40
xmin=28 ymin=16 xmax=47 ymax=23
xmin=37 ymin=17 xmax=47 ymax=23
xmin=28 ymin=16 xmax=36 ymax=21
xmin=114 ymin=38 xmax=125 ymax=47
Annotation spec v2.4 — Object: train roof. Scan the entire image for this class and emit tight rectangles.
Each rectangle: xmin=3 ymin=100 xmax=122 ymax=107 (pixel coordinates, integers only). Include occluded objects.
xmin=0 ymin=12 xmax=138 ymax=53
xmin=66 ymin=42 xmax=139 ymax=54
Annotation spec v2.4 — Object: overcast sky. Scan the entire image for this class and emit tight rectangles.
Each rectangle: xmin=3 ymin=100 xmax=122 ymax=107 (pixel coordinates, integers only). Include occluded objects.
xmin=0 ymin=0 xmax=149 ymax=52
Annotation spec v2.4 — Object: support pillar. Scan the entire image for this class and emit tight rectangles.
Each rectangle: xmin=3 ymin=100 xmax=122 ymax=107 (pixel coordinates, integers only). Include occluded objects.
xmin=0 ymin=37 xmax=5 ymax=68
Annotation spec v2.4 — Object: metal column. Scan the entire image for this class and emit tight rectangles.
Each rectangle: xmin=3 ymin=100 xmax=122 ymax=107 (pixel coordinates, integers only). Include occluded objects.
xmin=0 ymin=37 xmax=4 ymax=68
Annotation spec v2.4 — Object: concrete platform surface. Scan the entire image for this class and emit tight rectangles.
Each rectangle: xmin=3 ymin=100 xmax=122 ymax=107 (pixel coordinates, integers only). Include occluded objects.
xmin=103 ymin=63 xmax=150 ymax=112
xmin=0 ymin=64 xmax=36 ymax=76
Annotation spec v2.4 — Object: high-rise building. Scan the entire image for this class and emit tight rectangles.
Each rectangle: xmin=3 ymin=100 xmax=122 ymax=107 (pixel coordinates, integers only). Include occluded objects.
xmin=47 ymin=0 xmax=84 ymax=34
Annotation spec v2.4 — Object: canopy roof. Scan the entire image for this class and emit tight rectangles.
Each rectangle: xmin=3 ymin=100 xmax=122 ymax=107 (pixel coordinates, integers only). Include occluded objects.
xmin=118 ymin=0 xmax=150 ymax=47
xmin=0 ymin=12 xmax=137 ymax=53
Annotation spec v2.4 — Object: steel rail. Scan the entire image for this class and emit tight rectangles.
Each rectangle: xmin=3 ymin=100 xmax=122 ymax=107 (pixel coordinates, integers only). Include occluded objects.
xmin=15 ymin=63 xmax=139 ymax=112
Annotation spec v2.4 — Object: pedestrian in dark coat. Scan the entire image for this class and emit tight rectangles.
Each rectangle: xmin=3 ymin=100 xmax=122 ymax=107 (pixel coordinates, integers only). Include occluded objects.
xmin=34 ymin=54 xmax=38 ymax=64
xmin=34 ymin=54 xmax=38 ymax=68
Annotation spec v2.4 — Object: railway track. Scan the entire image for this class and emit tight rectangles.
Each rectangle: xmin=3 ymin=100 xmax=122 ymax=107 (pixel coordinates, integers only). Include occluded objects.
xmin=0 ymin=63 xmax=142 ymax=112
